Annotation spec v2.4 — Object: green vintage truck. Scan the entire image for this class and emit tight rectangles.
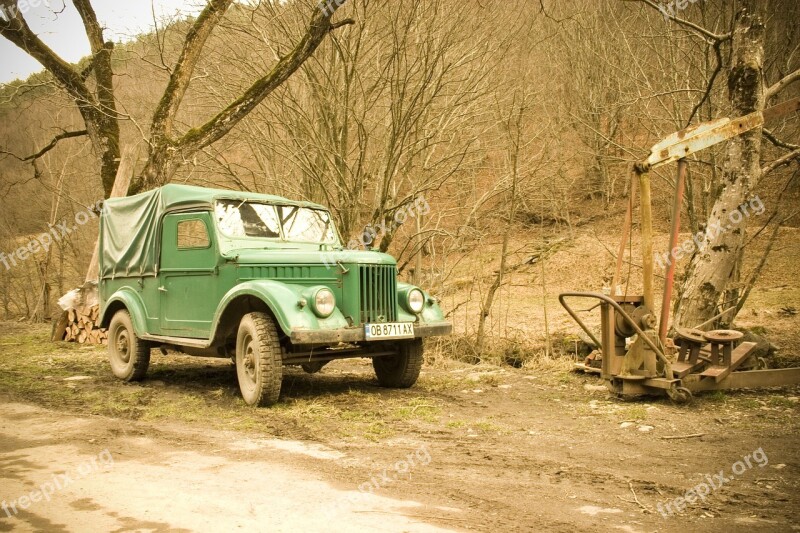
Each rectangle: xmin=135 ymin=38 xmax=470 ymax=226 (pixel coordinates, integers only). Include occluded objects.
xmin=99 ymin=184 xmax=451 ymax=406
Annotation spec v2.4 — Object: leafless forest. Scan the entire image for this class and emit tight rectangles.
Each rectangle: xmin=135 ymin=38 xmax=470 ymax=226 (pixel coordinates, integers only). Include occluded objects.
xmin=1 ymin=0 xmax=798 ymax=361
xmin=1 ymin=2 xmax=800 ymax=531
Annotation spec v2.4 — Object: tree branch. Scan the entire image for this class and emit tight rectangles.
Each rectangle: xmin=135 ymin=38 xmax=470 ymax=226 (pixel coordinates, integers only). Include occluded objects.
xmin=628 ymin=0 xmax=731 ymax=43
xmin=0 ymin=130 xmax=88 ymax=162
xmin=177 ymin=4 xmax=354 ymax=153
xmin=765 ymin=68 xmax=800 ymax=100
xmin=761 ymin=148 xmax=800 ymax=177
xmin=0 ymin=0 xmax=94 ymax=107
xmin=79 ymin=56 xmax=96 ymax=81
xmin=763 ymin=128 xmax=800 ymax=151
xmin=150 ymin=0 xmax=235 ymax=141
xmin=73 ymin=0 xmax=120 ymax=197
xmin=685 ymin=38 xmax=723 ymax=126
xmin=73 ymin=0 xmax=115 ymax=105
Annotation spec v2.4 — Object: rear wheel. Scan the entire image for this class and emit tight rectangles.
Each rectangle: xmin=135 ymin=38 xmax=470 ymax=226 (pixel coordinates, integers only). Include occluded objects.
xmin=373 ymin=339 xmax=423 ymax=388
xmin=108 ymin=310 xmax=151 ymax=381
xmin=236 ymin=312 xmax=283 ymax=406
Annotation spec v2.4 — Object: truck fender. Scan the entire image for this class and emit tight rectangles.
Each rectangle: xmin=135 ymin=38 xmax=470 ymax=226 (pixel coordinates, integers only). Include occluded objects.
xmin=100 ymin=288 xmax=149 ymax=336
xmin=210 ymin=280 xmax=348 ymax=340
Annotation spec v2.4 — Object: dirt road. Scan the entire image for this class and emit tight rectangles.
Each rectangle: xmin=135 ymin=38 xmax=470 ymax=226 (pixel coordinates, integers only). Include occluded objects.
xmin=0 ymin=401 xmax=456 ymax=532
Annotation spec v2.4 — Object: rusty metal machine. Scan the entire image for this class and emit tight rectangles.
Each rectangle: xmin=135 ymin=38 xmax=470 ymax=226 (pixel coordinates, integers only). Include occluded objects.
xmin=560 ymin=97 xmax=800 ymax=403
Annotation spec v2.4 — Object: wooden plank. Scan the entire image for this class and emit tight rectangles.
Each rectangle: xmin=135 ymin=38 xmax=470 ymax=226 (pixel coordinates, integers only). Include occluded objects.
xmin=671 ymin=361 xmax=705 ymax=378
xmin=699 ymin=342 xmax=757 ymax=383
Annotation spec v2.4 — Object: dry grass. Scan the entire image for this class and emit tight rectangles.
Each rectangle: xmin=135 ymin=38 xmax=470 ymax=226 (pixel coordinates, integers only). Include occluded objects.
xmin=433 ymin=220 xmax=800 ymax=369
xmin=0 ymin=324 xmax=456 ymax=442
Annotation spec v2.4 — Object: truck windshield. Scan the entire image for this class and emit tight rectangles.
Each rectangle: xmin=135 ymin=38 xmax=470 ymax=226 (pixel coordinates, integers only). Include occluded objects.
xmin=215 ymin=200 xmax=337 ymax=245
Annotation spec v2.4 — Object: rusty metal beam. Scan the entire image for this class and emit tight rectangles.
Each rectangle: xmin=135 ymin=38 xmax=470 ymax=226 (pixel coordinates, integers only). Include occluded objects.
xmin=638 ymin=112 xmax=764 ymax=172
xmin=763 ymin=96 xmax=800 ymax=123
xmin=659 ymin=159 xmax=687 ymax=343
xmin=636 ymin=97 xmax=799 ymax=172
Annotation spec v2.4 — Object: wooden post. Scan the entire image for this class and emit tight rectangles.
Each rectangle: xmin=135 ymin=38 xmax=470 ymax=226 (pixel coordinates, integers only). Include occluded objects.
xmin=612 ymin=172 xmax=637 ymax=296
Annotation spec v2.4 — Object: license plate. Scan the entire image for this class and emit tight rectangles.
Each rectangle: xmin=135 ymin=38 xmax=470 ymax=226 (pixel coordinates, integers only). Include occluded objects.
xmin=364 ymin=322 xmax=415 ymax=341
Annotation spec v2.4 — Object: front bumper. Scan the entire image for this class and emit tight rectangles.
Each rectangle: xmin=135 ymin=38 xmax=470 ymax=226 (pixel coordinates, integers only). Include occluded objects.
xmin=289 ymin=321 xmax=452 ymax=345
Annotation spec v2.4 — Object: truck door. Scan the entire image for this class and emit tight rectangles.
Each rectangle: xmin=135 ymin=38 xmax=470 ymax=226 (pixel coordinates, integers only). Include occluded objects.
xmin=159 ymin=212 xmax=218 ymax=338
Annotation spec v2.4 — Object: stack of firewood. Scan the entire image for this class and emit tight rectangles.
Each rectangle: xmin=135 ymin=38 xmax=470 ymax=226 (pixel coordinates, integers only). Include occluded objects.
xmin=52 ymin=305 xmax=107 ymax=345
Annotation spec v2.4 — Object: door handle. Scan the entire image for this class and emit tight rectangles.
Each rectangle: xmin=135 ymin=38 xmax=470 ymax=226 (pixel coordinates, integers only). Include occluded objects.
xmin=158 ymin=286 xmax=168 ymax=292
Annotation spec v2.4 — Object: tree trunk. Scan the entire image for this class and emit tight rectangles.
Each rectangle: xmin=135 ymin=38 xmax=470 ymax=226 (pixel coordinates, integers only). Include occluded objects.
xmin=673 ymin=0 xmax=766 ymax=329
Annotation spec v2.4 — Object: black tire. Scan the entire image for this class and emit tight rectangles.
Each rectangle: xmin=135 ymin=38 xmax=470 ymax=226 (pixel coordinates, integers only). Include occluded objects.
xmin=372 ymin=338 xmax=423 ymax=388
xmin=108 ymin=310 xmax=151 ymax=381
xmin=236 ymin=312 xmax=283 ymax=406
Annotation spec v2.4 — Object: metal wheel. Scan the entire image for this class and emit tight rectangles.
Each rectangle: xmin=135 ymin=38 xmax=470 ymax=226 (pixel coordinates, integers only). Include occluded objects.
xmin=236 ymin=312 xmax=282 ymax=406
xmin=667 ymin=385 xmax=693 ymax=404
xmin=108 ymin=310 xmax=150 ymax=381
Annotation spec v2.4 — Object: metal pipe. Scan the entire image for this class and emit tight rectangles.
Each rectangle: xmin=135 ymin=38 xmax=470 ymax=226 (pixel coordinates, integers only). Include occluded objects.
xmin=559 ymin=292 xmax=673 ymax=379
xmin=556 ymin=294 xmax=602 ymax=348
xmin=659 ymin=159 xmax=688 ymax=343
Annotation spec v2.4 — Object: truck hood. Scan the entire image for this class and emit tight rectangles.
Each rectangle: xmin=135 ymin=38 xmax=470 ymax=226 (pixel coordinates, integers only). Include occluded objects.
xmin=224 ymin=248 xmax=397 ymax=266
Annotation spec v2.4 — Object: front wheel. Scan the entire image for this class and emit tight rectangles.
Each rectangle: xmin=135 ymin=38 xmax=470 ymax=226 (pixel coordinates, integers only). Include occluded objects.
xmin=108 ymin=310 xmax=151 ymax=381
xmin=372 ymin=339 xmax=423 ymax=388
xmin=236 ymin=312 xmax=283 ymax=406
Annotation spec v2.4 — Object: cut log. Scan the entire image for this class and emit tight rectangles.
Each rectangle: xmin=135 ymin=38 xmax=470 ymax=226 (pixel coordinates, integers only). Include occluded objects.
xmin=51 ymin=311 xmax=69 ymax=342
xmin=58 ymin=303 xmax=107 ymax=345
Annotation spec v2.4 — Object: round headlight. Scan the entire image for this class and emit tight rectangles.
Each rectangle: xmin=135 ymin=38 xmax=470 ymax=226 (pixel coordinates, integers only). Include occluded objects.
xmin=408 ymin=288 xmax=425 ymax=314
xmin=313 ymin=288 xmax=336 ymax=318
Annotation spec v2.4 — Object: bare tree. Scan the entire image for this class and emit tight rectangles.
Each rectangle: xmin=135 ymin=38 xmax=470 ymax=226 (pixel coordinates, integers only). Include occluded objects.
xmin=226 ymin=0 xmax=509 ymax=248
xmin=0 ymin=0 xmax=353 ymax=197
xmin=671 ymin=0 xmax=800 ymax=327
xmin=0 ymin=0 xmax=118 ymax=195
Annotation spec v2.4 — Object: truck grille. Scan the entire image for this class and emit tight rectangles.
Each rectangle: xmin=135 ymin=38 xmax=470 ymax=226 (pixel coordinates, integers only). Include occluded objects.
xmin=359 ymin=265 xmax=397 ymax=323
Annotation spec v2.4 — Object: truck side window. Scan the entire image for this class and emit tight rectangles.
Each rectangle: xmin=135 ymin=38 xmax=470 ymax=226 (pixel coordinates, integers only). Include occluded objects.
xmin=177 ymin=219 xmax=210 ymax=249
